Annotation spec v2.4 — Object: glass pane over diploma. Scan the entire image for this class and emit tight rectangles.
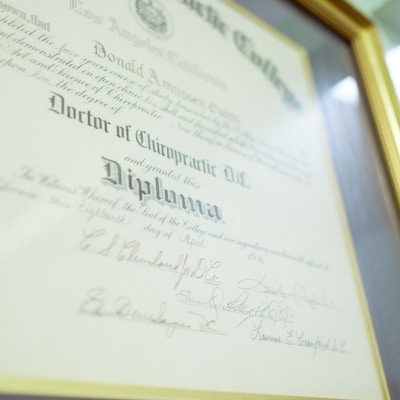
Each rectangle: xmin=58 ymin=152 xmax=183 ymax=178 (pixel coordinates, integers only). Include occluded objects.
xmin=0 ymin=0 xmax=396 ymax=399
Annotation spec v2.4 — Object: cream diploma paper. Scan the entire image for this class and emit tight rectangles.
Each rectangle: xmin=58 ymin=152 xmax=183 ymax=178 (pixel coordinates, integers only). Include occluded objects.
xmin=0 ymin=1 xmax=385 ymax=399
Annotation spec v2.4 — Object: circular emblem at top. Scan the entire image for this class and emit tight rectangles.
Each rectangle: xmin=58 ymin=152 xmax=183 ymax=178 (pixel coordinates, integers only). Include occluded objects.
xmin=130 ymin=0 xmax=173 ymax=39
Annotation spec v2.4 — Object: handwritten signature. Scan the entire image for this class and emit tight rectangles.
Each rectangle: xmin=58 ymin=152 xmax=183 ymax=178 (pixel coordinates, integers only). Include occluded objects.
xmin=176 ymin=286 xmax=294 ymax=328
xmin=79 ymin=288 xmax=226 ymax=337
xmin=238 ymin=275 xmax=337 ymax=310
xmin=79 ymin=228 xmax=222 ymax=289
xmin=250 ymin=319 xmax=348 ymax=358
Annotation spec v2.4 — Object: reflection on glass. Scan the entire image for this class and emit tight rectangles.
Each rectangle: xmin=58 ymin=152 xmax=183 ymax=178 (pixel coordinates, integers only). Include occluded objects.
xmin=330 ymin=76 xmax=360 ymax=106
xmin=347 ymin=0 xmax=400 ymax=101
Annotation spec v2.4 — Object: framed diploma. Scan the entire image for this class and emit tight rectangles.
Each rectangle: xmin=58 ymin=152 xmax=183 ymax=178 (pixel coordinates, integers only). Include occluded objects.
xmin=1 ymin=0 xmax=399 ymax=399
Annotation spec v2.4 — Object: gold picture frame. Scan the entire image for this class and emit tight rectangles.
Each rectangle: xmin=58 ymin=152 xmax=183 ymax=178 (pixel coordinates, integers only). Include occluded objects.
xmin=294 ymin=0 xmax=400 ymax=212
